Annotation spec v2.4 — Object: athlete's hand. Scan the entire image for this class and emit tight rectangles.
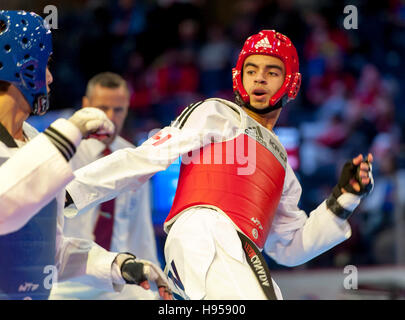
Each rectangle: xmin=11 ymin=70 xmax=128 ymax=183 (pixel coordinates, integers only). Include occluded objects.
xmin=326 ymin=153 xmax=374 ymax=220
xmin=339 ymin=153 xmax=374 ymax=196
xmin=115 ymin=253 xmax=173 ymax=300
xmin=68 ymin=107 xmax=114 ymax=139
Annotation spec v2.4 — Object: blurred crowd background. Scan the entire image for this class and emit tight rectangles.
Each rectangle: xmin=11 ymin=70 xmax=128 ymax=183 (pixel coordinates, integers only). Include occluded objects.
xmin=5 ymin=0 xmax=405 ymax=270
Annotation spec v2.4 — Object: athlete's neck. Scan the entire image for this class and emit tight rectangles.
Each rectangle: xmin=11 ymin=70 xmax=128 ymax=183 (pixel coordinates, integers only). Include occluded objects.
xmin=0 ymin=87 xmax=31 ymax=141
xmin=242 ymin=106 xmax=282 ymax=131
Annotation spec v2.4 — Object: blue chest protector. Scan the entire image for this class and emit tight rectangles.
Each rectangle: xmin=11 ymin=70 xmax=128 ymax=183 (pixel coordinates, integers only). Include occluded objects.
xmin=0 ymin=123 xmax=57 ymax=300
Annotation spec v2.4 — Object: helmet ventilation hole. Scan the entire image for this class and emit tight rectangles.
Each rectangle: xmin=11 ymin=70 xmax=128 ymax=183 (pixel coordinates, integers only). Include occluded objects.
xmin=4 ymin=44 xmax=11 ymax=52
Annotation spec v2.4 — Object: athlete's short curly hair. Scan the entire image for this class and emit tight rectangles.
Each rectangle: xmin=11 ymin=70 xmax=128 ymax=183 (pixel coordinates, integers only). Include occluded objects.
xmin=0 ymin=80 xmax=10 ymax=92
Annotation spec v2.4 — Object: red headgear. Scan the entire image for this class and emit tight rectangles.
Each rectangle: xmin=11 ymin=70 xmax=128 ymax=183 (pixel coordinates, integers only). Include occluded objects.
xmin=232 ymin=30 xmax=301 ymax=108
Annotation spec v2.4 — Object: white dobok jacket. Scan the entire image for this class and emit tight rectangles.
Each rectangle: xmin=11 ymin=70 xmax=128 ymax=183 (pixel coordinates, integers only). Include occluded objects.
xmin=66 ymin=98 xmax=352 ymax=268
xmin=0 ymin=121 xmax=124 ymax=293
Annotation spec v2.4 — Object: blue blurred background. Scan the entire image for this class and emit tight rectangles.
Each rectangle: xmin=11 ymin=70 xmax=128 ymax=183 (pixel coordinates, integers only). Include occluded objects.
xmin=7 ymin=0 xmax=405 ymax=274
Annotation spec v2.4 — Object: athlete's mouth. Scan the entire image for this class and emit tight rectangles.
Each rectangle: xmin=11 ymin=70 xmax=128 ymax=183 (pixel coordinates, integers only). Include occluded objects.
xmin=252 ymin=89 xmax=267 ymax=97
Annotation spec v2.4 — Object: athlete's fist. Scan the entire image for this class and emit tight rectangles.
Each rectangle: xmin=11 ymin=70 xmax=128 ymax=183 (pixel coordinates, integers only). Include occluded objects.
xmin=326 ymin=153 xmax=374 ymax=220
xmin=339 ymin=153 xmax=374 ymax=196
xmin=68 ymin=107 xmax=114 ymax=139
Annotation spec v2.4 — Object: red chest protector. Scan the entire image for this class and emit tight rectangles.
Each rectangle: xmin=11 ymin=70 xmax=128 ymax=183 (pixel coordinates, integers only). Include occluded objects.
xmin=165 ymin=108 xmax=287 ymax=248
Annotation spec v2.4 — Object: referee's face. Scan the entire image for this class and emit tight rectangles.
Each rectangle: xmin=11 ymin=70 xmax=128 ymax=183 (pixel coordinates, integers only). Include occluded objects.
xmin=242 ymin=54 xmax=285 ymax=110
xmin=82 ymin=84 xmax=129 ymax=146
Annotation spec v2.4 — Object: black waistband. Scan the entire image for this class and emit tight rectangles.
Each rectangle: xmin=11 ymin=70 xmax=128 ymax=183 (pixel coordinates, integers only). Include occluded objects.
xmin=237 ymin=231 xmax=277 ymax=300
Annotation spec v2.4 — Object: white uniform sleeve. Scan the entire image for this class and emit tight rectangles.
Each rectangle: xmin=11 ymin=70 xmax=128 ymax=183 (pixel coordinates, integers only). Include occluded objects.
xmin=125 ymin=181 xmax=160 ymax=265
xmin=0 ymin=122 xmax=122 ymax=291
xmin=0 ymin=134 xmax=74 ymax=235
xmin=263 ymin=163 xmax=352 ymax=267
xmin=66 ymin=99 xmax=241 ymax=216
xmin=55 ymin=191 xmax=122 ymax=292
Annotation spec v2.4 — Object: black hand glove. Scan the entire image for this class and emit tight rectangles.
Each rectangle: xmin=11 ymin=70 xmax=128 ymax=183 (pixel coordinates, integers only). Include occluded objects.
xmin=327 ymin=156 xmax=374 ymax=220
xmin=114 ymin=253 xmax=173 ymax=300
xmin=121 ymin=259 xmax=148 ymax=285
xmin=114 ymin=253 xmax=147 ymax=285
xmin=334 ymin=159 xmax=373 ymax=197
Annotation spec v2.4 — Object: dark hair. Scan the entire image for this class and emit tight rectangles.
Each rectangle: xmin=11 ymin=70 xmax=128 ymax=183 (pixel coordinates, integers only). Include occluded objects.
xmin=85 ymin=72 xmax=129 ymax=98
xmin=0 ymin=81 xmax=10 ymax=92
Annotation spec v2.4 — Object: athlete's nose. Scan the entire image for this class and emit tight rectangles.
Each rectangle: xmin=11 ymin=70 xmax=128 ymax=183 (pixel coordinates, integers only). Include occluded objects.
xmin=254 ymin=70 xmax=267 ymax=84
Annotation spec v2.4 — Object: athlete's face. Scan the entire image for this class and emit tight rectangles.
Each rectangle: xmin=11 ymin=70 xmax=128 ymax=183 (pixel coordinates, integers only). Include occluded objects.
xmin=46 ymin=67 xmax=53 ymax=94
xmin=82 ymin=84 xmax=129 ymax=145
xmin=242 ymin=55 xmax=285 ymax=110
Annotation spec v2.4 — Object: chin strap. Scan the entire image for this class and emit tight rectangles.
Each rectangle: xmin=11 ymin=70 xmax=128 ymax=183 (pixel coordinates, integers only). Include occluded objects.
xmin=243 ymin=101 xmax=283 ymax=114
xmin=31 ymin=94 xmax=50 ymax=116
xmin=234 ymin=92 xmax=284 ymax=114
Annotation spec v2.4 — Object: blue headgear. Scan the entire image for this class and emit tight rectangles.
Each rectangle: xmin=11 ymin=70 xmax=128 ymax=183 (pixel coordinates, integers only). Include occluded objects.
xmin=0 ymin=10 xmax=52 ymax=115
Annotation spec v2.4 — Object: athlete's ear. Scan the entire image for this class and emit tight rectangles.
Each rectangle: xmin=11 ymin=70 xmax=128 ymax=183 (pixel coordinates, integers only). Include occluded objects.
xmin=82 ymin=96 xmax=89 ymax=108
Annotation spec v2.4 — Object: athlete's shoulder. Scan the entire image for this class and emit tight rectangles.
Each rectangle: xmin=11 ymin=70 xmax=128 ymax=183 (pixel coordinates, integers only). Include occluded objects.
xmin=172 ymin=98 xmax=242 ymax=129
xmin=204 ymin=98 xmax=242 ymax=115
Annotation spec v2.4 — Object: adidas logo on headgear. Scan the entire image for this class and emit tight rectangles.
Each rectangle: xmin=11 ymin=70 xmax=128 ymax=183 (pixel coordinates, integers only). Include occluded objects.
xmin=254 ymin=36 xmax=272 ymax=49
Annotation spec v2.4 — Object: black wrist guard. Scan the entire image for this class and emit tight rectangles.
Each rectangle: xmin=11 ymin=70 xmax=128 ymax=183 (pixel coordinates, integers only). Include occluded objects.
xmin=326 ymin=188 xmax=354 ymax=220
xmin=326 ymin=157 xmax=373 ymax=220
